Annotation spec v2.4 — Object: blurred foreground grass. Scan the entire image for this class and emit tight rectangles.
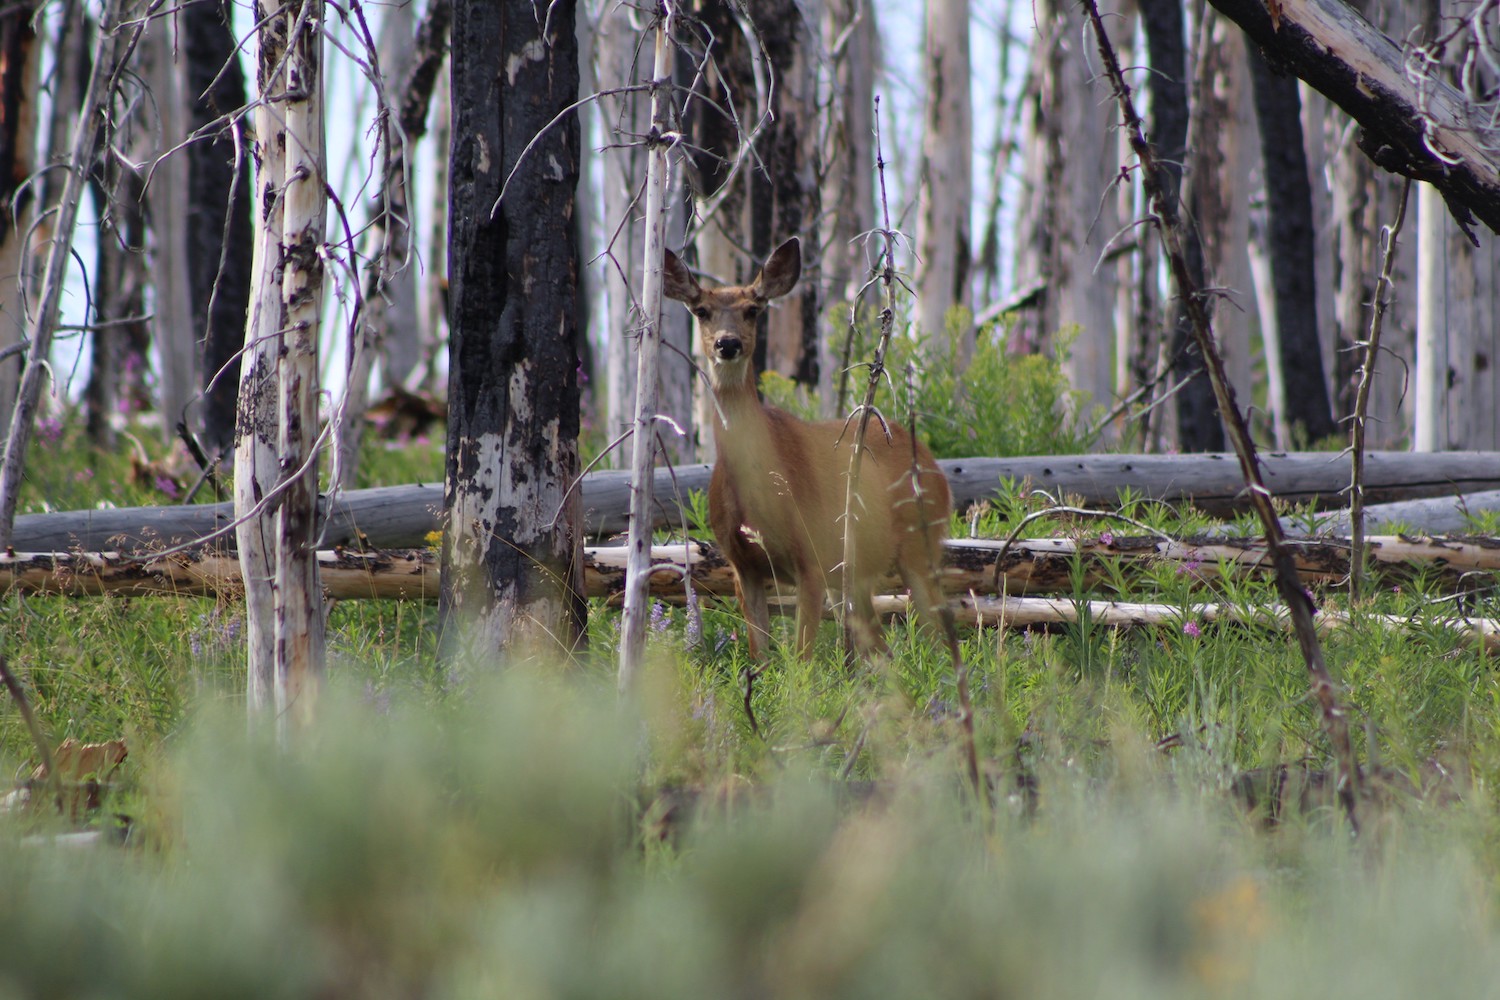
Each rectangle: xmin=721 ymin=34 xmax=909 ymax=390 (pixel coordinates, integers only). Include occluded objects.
xmin=2 ymin=671 xmax=1500 ymax=999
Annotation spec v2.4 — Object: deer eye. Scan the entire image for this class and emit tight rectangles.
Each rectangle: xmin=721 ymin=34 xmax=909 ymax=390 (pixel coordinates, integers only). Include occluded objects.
xmin=692 ymin=306 xmax=711 ymax=320
xmin=743 ymin=304 xmax=763 ymax=321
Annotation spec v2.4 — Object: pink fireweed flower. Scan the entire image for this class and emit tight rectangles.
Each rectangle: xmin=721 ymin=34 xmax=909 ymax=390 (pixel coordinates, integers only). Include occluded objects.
xmin=1099 ymin=531 xmax=1114 ymax=546
xmin=1182 ymin=620 xmax=1202 ymax=638
xmin=1176 ymin=550 xmax=1205 ymax=576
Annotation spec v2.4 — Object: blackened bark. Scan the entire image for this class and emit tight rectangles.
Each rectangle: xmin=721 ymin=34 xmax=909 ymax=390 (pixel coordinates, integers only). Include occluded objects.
xmin=86 ymin=169 xmax=151 ymax=445
xmin=183 ymin=0 xmax=252 ymax=457
xmin=758 ymin=0 xmax=819 ymax=386
xmin=399 ymin=0 xmax=452 ymax=143
xmin=1246 ymin=42 xmax=1338 ymax=444
xmin=442 ymin=0 xmax=585 ymax=655
xmin=0 ymin=3 xmax=36 ymax=247
xmin=682 ymin=0 xmax=819 ymax=384
xmin=1140 ymin=0 xmax=1223 ymax=451
xmin=682 ymin=1 xmax=764 ymax=374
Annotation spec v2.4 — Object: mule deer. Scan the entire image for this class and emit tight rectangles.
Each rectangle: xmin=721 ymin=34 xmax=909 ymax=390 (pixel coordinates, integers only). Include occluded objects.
xmin=662 ymin=237 xmax=952 ymax=659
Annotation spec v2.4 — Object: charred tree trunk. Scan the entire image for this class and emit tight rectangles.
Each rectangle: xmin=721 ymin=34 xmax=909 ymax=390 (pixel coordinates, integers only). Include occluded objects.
xmin=183 ymin=0 xmax=253 ymax=460
xmin=441 ymin=0 xmax=585 ymax=662
xmin=758 ymin=0 xmax=822 ymax=390
xmin=1246 ymin=43 xmax=1337 ymax=445
xmin=1141 ymin=0 xmax=1223 ymax=452
xmin=0 ymin=1 xmax=38 ymax=442
xmin=84 ymin=164 xmax=151 ymax=446
xmin=683 ymin=0 xmax=821 ymax=430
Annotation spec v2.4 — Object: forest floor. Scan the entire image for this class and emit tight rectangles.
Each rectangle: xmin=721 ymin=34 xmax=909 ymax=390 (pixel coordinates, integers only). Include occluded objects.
xmin=3 ymin=421 xmax=1500 ymax=998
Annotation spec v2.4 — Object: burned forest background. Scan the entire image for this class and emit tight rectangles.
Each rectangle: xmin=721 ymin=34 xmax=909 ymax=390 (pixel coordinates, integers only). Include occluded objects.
xmin=0 ymin=0 xmax=1497 ymax=488
xmin=0 ymin=0 xmax=1497 ymax=681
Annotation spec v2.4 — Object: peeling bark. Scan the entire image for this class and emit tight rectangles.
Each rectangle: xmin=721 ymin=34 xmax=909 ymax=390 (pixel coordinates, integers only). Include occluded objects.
xmin=236 ymin=0 xmax=328 ymax=730
xmin=441 ymin=0 xmax=585 ymax=664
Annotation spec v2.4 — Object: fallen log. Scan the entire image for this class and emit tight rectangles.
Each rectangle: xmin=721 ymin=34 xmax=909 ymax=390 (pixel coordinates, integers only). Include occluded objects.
xmin=5 ymin=533 xmax=1498 ymax=601
xmin=1288 ymin=490 xmax=1500 ymax=538
xmin=869 ymin=595 xmax=1500 ymax=656
xmin=6 ymin=541 xmax=1495 ymax=653
xmin=14 ymin=451 xmax=1500 ymax=551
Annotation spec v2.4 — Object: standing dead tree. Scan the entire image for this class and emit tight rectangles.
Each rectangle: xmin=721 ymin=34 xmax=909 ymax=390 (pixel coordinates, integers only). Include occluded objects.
xmin=1081 ymin=0 xmax=1364 ymax=832
xmin=618 ymin=3 xmax=674 ymax=693
xmin=235 ymin=0 xmax=329 ymax=731
xmin=0 ymin=0 xmax=139 ymax=550
xmin=0 ymin=0 xmax=39 ymax=444
xmin=440 ymin=0 xmax=585 ymax=665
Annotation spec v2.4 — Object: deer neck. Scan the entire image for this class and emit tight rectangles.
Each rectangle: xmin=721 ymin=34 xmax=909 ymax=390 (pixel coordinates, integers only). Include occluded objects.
xmin=707 ymin=360 xmax=779 ymax=470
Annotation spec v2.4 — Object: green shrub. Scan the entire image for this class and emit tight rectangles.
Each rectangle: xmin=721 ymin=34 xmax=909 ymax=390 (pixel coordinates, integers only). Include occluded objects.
xmin=799 ymin=304 xmax=1090 ymax=459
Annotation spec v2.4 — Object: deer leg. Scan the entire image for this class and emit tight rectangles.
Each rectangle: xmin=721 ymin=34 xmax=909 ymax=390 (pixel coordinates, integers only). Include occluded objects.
xmin=832 ymin=567 xmax=881 ymax=656
xmin=794 ymin=568 xmax=827 ymax=658
xmin=735 ymin=570 xmax=773 ymax=661
xmin=902 ymin=565 xmax=959 ymax=655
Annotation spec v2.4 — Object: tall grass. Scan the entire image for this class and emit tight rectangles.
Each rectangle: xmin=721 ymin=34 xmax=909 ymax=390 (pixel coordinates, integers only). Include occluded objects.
xmin=4 ymin=411 xmax=1500 ymax=997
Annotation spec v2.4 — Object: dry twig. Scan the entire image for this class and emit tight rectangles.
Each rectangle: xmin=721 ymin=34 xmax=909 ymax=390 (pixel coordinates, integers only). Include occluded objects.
xmin=1080 ymin=0 xmax=1364 ymax=833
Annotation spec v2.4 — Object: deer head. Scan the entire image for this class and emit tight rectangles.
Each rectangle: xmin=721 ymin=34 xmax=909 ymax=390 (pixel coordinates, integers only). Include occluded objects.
xmin=662 ymin=238 xmax=802 ymax=391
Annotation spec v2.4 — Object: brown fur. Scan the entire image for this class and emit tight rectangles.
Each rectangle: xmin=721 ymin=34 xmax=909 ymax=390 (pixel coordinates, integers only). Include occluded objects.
xmin=663 ymin=238 xmax=952 ymax=659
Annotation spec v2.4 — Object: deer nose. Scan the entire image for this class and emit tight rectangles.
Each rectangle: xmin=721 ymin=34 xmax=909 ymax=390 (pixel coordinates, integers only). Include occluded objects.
xmin=714 ymin=335 xmax=743 ymax=360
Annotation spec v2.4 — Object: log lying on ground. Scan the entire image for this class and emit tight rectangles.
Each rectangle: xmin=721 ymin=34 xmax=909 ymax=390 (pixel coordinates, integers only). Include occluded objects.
xmin=6 ymin=533 xmax=1499 ymax=602
xmin=0 ymin=548 xmax=438 ymax=601
xmin=7 ymin=540 xmax=1497 ymax=653
xmin=1285 ymin=490 xmax=1500 ymax=538
xmin=14 ymin=451 xmax=1500 ymax=551
xmin=870 ymin=595 xmax=1500 ymax=655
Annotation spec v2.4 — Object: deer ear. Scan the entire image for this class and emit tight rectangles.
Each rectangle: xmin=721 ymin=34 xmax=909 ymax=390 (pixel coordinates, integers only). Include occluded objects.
xmin=662 ymin=249 xmax=701 ymax=303
xmin=754 ymin=238 xmax=801 ymax=300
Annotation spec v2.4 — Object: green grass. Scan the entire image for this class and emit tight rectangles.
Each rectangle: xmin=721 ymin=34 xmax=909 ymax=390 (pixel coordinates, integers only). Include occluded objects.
xmin=4 ymin=416 xmax=1500 ymax=997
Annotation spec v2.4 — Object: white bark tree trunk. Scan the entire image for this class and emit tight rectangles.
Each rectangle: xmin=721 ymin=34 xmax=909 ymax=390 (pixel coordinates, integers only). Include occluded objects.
xmin=1190 ymin=12 xmax=1256 ymax=409
xmin=618 ymin=12 xmax=673 ymax=693
xmin=237 ymin=0 xmax=328 ymax=730
xmin=915 ymin=0 xmax=973 ymax=352
xmin=1415 ymin=179 xmax=1499 ymax=450
xmin=1051 ymin=1 xmax=1120 ymax=415
xmin=145 ymin=23 xmax=197 ymax=438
